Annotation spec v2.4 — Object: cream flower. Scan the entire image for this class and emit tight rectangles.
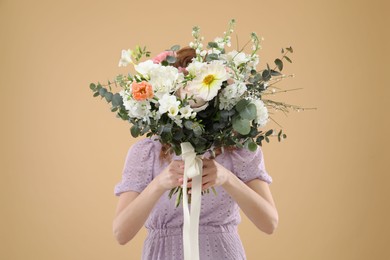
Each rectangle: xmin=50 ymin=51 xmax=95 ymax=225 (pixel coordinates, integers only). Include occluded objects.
xmin=187 ymin=61 xmax=228 ymax=101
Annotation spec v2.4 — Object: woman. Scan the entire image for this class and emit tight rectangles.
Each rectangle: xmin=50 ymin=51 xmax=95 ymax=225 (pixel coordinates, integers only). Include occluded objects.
xmin=112 ymin=48 xmax=279 ymax=260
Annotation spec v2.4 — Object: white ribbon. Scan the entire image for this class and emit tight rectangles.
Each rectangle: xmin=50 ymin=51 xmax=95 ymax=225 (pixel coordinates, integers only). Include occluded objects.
xmin=181 ymin=142 xmax=202 ymax=260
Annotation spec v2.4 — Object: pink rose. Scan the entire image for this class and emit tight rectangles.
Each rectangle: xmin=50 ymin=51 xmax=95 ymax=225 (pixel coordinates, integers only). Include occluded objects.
xmin=152 ymin=51 xmax=175 ymax=64
xmin=176 ymin=86 xmax=209 ymax=112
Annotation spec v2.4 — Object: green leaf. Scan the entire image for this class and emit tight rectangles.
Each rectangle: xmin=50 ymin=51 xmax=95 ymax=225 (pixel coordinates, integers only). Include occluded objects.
xmin=285 ymin=56 xmax=292 ymax=63
xmin=235 ymin=99 xmax=251 ymax=112
xmin=265 ymin=129 xmax=274 ymax=136
xmin=208 ymin=42 xmax=219 ymax=48
xmin=166 ymin=55 xmax=176 ymax=63
xmin=286 ymin=46 xmax=293 ymax=53
xmin=275 ymin=58 xmax=283 ymax=71
xmin=104 ymin=92 xmax=113 ymax=102
xmin=130 ymin=125 xmax=140 ymax=137
xmin=193 ymin=125 xmax=203 ymax=137
xmin=89 ymin=83 xmax=96 ymax=91
xmin=248 ymin=140 xmax=258 ymax=151
xmin=270 ymin=70 xmax=282 ymax=76
xmin=262 ymin=70 xmax=271 ymax=81
xmin=232 ymin=116 xmax=251 ymax=135
xmin=112 ymin=93 xmax=123 ymax=107
xmin=206 ymin=53 xmax=219 ymax=61
xmin=184 ymin=121 xmax=194 ymax=130
xmin=170 ymin=45 xmax=180 ymax=51
xmin=99 ymin=87 xmax=107 ymax=97
xmin=239 ymin=103 xmax=257 ymax=120
xmin=93 ymin=92 xmax=100 ymax=97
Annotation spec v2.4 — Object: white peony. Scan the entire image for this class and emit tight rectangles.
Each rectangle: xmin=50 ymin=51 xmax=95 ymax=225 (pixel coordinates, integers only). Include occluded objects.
xmin=134 ymin=60 xmax=159 ymax=77
xmin=118 ymin=49 xmax=133 ymax=67
xmin=251 ymin=99 xmax=269 ymax=127
xmin=149 ymin=66 xmax=181 ymax=98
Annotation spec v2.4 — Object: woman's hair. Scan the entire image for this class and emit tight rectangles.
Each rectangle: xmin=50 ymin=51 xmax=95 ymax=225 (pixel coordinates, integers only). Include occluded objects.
xmin=173 ymin=47 xmax=196 ymax=69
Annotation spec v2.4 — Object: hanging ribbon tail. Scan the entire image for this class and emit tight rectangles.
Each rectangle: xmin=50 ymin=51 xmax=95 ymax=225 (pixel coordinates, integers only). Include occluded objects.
xmin=181 ymin=142 xmax=202 ymax=260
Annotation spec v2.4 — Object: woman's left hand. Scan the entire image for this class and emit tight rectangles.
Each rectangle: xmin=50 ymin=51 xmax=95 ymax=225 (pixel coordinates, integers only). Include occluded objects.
xmin=199 ymin=159 xmax=231 ymax=191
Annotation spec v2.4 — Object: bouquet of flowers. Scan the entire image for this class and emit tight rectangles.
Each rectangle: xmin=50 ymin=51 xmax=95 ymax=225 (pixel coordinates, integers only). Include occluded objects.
xmin=90 ymin=19 xmax=310 ymax=206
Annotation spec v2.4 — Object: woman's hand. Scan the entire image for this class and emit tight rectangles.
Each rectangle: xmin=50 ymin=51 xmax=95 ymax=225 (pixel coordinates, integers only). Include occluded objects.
xmin=154 ymin=160 xmax=185 ymax=191
xmin=187 ymin=159 xmax=231 ymax=192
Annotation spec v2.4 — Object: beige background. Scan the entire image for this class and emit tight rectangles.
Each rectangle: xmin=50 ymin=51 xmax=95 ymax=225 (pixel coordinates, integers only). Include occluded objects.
xmin=1 ymin=0 xmax=389 ymax=259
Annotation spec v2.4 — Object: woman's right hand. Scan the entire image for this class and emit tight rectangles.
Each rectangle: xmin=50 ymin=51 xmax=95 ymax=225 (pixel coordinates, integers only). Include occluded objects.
xmin=154 ymin=160 xmax=185 ymax=191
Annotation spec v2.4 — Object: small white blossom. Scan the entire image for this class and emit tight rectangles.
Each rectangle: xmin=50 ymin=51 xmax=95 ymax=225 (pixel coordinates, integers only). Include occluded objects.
xmin=118 ymin=49 xmax=133 ymax=67
xmin=168 ymin=105 xmax=179 ymax=117
xmin=158 ymin=94 xmax=180 ymax=114
xmin=179 ymin=105 xmax=193 ymax=119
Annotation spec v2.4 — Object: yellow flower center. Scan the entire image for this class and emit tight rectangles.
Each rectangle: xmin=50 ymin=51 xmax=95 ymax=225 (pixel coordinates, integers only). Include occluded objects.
xmin=203 ymin=74 xmax=215 ymax=86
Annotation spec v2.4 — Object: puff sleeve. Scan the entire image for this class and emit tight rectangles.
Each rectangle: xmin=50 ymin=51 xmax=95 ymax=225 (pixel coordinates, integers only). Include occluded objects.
xmin=230 ymin=146 xmax=273 ymax=184
xmin=114 ymin=138 xmax=156 ymax=196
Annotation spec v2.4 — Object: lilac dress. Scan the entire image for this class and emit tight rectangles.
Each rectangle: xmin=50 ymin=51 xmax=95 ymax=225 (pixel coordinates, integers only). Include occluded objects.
xmin=114 ymin=138 xmax=272 ymax=260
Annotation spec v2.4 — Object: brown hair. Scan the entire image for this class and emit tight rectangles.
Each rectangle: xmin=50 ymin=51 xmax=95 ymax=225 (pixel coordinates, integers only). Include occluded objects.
xmin=173 ymin=47 xmax=196 ymax=69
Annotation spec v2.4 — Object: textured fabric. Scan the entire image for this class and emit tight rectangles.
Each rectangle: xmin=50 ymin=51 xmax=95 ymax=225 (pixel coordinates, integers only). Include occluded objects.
xmin=114 ymin=138 xmax=272 ymax=260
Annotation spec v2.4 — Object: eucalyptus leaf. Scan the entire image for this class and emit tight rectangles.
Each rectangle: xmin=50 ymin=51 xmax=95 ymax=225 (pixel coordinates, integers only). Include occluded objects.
xmin=285 ymin=56 xmax=292 ymax=63
xmin=232 ymin=116 xmax=251 ymax=135
xmin=275 ymin=58 xmax=283 ymax=71
xmin=208 ymin=42 xmax=219 ymax=48
xmin=184 ymin=121 xmax=194 ymax=130
xmin=130 ymin=125 xmax=140 ymax=137
xmin=170 ymin=45 xmax=180 ymax=51
xmin=193 ymin=125 xmax=203 ymax=137
xmin=270 ymin=70 xmax=282 ymax=76
xmin=99 ymin=87 xmax=107 ymax=97
xmin=239 ymin=103 xmax=257 ymax=120
xmin=286 ymin=46 xmax=293 ymax=53
xmin=166 ymin=55 xmax=177 ymax=63
xmin=206 ymin=53 xmax=219 ymax=61
xmin=89 ymin=83 xmax=96 ymax=91
xmin=265 ymin=129 xmax=274 ymax=136
xmin=235 ymin=99 xmax=250 ymax=112
xmin=248 ymin=140 xmax=258 ymax=151
xmin=105 ymin=92 xmax=113 ymax=102
xmin=112 ymin=93 xmax=123 ymax=107
xmin=262 ymin=70 xmax=271 ymax=81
